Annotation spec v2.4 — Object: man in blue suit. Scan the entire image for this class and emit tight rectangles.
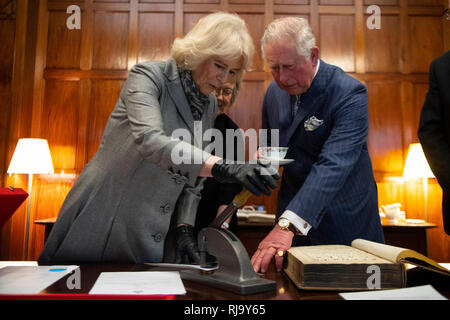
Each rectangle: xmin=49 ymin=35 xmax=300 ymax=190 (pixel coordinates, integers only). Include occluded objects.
xmin=251 ymin=17 xmax=384 ymax=273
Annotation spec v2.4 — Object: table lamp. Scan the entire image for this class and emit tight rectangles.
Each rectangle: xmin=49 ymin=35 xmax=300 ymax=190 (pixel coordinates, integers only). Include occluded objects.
xmin=402 ymin=143 xmax=435 ymax=222
xmin=7 ymin=138 xmax=54 ymax=260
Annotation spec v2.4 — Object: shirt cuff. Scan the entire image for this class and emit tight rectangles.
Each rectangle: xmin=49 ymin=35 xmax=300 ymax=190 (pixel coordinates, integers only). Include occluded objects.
xmin=280 ymin=210 xmax=312 ymax=235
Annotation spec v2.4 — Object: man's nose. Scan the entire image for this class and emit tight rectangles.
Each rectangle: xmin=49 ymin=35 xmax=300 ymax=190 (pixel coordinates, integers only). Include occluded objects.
xmin=279 ymin=68 xmax=290 ymax=84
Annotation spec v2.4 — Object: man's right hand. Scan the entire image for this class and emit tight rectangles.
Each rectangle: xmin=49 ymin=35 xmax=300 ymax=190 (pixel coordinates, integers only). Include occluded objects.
xmin=211 ymin=161 xmax=280 ymax=196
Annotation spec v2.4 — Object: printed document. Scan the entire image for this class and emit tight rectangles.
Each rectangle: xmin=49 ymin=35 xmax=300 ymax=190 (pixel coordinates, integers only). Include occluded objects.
xmin=89 ymin=271 xmax=186 ymax=295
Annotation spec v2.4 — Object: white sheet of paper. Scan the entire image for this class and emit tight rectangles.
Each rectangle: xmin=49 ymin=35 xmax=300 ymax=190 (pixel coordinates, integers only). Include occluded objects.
xmin=0 ymin=261 xmax=38 ymax=269
xmin=0 ymin=265 xmax=79 ymax=294
xmin=89 ymin=271 xmax=186 ymax=295
xmin=339 ymin=285 xmax=447 ymax=300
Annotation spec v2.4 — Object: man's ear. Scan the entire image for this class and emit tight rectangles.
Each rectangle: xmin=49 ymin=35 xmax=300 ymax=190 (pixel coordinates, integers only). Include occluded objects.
xmin=310 ymin=47 xmax=319 ymax=67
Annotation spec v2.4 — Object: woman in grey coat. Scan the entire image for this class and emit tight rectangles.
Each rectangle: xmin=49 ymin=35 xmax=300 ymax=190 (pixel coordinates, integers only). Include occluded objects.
xmin=38 ymin=12 xmax=279 ymax=265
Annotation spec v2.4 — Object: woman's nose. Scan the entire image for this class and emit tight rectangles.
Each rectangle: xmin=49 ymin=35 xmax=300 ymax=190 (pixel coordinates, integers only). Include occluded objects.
xmin=217 ymin=69 xmax=227 ymax=83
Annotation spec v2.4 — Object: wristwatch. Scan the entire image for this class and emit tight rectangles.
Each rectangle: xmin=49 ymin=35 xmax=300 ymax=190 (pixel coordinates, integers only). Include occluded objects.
xmin=277 ymin=218 xmax=298 ymax=234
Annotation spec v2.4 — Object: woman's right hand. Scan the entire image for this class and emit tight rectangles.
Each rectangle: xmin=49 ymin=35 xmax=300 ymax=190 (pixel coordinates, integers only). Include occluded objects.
xmin=211 ymin=161 xmax=280 ymax=196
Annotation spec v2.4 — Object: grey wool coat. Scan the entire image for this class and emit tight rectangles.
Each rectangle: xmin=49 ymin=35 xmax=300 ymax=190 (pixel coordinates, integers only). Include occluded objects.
xmin=38 ymin=59 xmax=217 ymax=264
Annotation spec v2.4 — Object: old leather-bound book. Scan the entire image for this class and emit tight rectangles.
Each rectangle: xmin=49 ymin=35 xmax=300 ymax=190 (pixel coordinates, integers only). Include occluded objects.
xmin=284 ymin=238 xmax=450 ymax=291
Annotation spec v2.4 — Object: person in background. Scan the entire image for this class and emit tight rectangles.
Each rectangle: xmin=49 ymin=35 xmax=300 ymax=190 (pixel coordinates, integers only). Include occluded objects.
xmin=38 ymin=12 xmax=279 ymax=266
xmin=251 ymin=17 xmax=384 ymax=273
xmin=418 ymin=50 xmax=450 ymax=235
xmin=195 ymin=81 xmax=243 ymax=236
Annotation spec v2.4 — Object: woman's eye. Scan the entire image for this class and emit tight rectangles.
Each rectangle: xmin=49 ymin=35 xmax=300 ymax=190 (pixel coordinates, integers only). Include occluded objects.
xmin=215 ymin=63 xmax=225 ymax=69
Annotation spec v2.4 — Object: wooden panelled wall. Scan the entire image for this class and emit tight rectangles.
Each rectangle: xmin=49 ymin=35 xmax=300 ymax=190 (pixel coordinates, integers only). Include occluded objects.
xmin=1 ymin=0 xmax=449 ymax=262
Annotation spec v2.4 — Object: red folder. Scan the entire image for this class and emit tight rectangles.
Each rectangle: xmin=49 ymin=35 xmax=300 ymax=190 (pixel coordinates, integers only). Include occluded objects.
xmin=0 ymin=187 xmax=28 ymax=226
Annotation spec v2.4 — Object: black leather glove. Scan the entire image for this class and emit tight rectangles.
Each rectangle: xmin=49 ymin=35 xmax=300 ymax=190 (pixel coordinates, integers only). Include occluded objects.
xmin=175 ymin=225 xmax=201 ymax=264
xmin=211 ymin=161 xmax=280 ymax=196
xmin=174 ymin=225 xmax=218 ymax=268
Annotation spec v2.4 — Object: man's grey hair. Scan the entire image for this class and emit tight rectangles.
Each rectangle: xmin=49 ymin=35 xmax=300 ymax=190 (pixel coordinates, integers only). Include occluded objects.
xmin=261 ymin=17 xmax=316 ymax=60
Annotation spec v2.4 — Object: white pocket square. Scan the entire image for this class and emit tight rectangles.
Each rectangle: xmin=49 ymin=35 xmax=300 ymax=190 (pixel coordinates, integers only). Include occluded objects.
xmin=304 ymin=116 xmax=324 ymax=131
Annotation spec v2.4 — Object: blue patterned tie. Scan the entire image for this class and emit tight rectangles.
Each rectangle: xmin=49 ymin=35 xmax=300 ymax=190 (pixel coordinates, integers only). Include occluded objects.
xmin=292 ymin=94 xmax=301 ymax=119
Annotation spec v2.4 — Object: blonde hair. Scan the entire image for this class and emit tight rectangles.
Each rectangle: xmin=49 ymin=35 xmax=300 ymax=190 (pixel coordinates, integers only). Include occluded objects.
xmin=261 ymin=17 xmax=316 ymax=60
xmin=171 ymin=12 xmax=254 ymax=81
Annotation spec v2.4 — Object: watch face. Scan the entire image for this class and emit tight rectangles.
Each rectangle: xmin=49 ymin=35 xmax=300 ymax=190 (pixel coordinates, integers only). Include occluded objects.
xmin=279 ymin=219 xmax=289 ymax=228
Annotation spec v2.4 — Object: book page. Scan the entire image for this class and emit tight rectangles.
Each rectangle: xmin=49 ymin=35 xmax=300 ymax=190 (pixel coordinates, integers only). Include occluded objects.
xmin=351 ymin=239 xmax=406 ymax=263
xmin=352 ymin=239 xmax=450 ymax=275
xmin=288 ymin=245 xmax=392 ymax=265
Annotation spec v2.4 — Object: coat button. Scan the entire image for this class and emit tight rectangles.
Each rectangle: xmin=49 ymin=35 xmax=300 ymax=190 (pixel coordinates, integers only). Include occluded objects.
xmin=153 ymin=233 xmax=163 ymax=242
xmin=160 ymin=204 xmax=171 ymax=214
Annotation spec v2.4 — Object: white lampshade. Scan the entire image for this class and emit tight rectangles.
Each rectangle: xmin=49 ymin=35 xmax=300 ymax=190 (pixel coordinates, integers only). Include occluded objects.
xmin=403 ymin=143 xmax=435 ymax=179
xmin=7 ymin=138 xmax=54 ymax=174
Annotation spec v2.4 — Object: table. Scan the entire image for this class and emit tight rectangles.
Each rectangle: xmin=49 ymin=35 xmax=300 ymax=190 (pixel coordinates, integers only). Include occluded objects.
xmin=34 ymin=218 xmax=57 ymax=243
xmin=381 ymin=219 xmax=436 ymax=256
xmin=0 ymin=263 xmax=437 ymax=300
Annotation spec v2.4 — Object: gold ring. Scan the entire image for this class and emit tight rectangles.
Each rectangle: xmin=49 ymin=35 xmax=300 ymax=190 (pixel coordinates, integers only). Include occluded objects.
xmin=277 ymin=250 xmax=284 ymax=257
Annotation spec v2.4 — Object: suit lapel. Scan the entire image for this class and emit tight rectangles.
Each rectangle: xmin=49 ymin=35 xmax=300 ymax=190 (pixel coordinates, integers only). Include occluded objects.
xmin=164 ymin=60 xmax=196 ymax=134
xmin=284 ymin=60 xmax=328 ymax=144
xmin=278 ymin=93 xmax=294 ymax=146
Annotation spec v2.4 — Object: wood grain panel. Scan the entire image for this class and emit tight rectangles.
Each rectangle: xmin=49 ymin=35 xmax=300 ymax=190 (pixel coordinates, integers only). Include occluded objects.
xmin=229 ymin=80 xmax=265 ymax=133
xmin=138 ymin=12 xmax=174 ymax=63
xmin=239 ymin=14 xmax=265 ymax=72
xmin=409 ymin=16 xmax=443 ymax=73
xmin=29 ymin=175 xmax=76 ymax=260
xmin=412 ymin=82 xmax=428 ymax=135
xmin=0 ymin=18 xmax=15 ymax=184
xmin=273 ymin=0 xmax=309 ymax=5
xmin=274 ymin=0 xmax=309 ymax=4
xmin=376 ymin=178 xmax=406 ymax=210
xmin=183 ymin=12 xmax=206 ymax=34
xmin=364 ymin=0 xmax=397 ymax=5
xmin=94 ymin=0 xmax=129 ymax=2
xmin=407 ymin=0 xmax=443 ymax=6
xmin=141 ymin=0 xmax=174 ymax=3
xmin=364 ymin=14 xmax=400 ymax=73
xmin=320 ymin=0 xmax=353 ymax=5
xmin=41 ymin=80 xmax=80 ymax=171
xmin=87 ymin=80 xmax=124 ymax=161
xmin=230 ymin=0 xmax=264 ymax=4
xmin=92 ymin=11 xmax=129 ymax=70
xmin=319 ymin=14 xmax=355 ymax=72
xmin=366 ymin=81 xmax=404 ymax=173
xmin=184 ymin=0 xmax=219 ymax=3
xmin=274 ymin=13 xmax=309 ymax=21
xmin=46 ymin=11 xmax=81 ymax=69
